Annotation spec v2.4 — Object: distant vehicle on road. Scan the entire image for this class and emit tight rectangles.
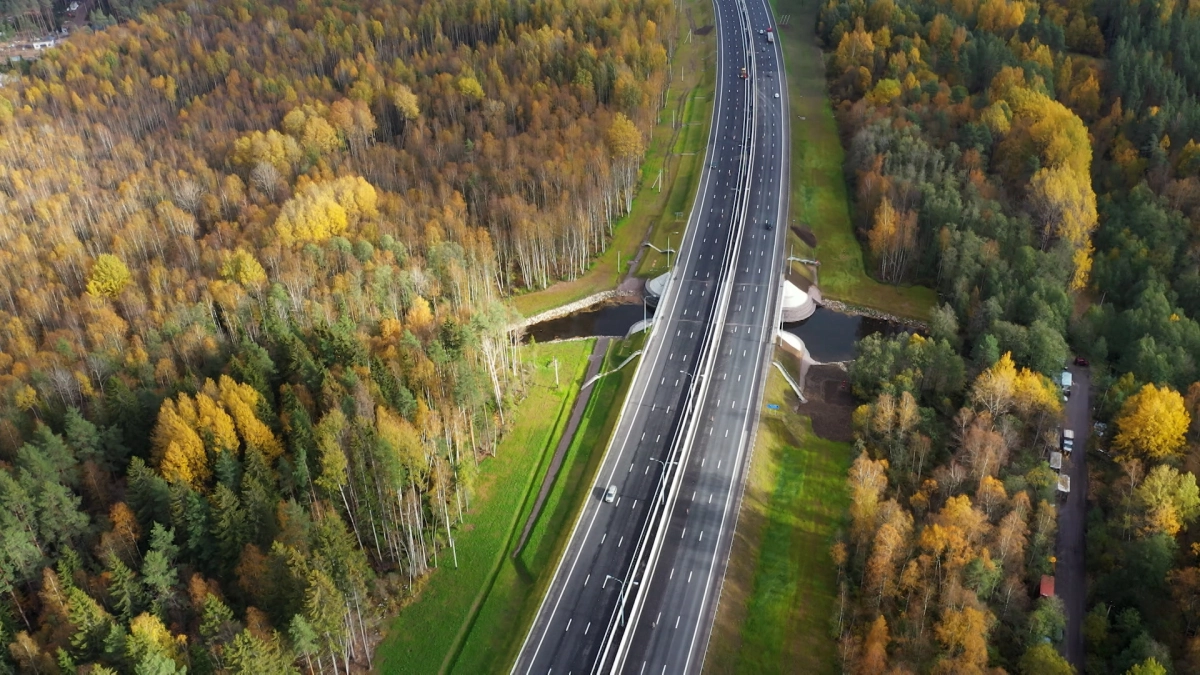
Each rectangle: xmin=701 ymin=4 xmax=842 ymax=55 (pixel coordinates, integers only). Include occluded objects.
xmin=1062 ymin=428 xmax=1074 ymax=454
xmin=604 ymin=484 xmax=617 ymax=503
xmin=1074 ymin=356 xmax=1089 ymax=367
xmin=757 ymin=29 xmax=764 ymax=34
xmin=765 ymin=221 xmax=772 ymax=230
xmin=739 ymin=66 xmax=748 ymax=79
xmin=766 ymin=32 xmax=774 ymax=43
xmin=1061 ymin=370 xmax=1073 ymax=399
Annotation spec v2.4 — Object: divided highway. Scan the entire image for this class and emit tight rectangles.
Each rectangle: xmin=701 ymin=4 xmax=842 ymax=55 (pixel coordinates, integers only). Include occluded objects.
xmin=512 ymin=0 xmax=786 ymax=669
xmin=616 ymin=0 xmax=788 ymax=668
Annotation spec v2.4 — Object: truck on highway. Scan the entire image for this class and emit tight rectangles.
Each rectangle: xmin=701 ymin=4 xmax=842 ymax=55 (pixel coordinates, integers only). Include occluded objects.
xmin=1062 ymin=428 xmax=1074 ymax=454
xmin=766 ymin=32 xmax=774 ymax=43
xmin=1060 ymin=369 xmax=1072 ymax=399
xmin=739 ymin=66 xmax=748 ymax=79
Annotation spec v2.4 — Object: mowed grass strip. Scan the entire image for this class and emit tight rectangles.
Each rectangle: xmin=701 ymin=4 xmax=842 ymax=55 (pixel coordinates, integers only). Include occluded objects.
xmin=452 ymin=335 xmax=644 ymax=673
xmin=771 ymin=0 xmax=935 ymax=321
xmin=638 ymin=74 xmax=716 ymax=279
xmin=375 ymin=339 xmax=594 ymax=674
xmin=512 ymin=0 xmax=717 ymax=317
xmin=704 ymin=369 xmax=852 ymax=675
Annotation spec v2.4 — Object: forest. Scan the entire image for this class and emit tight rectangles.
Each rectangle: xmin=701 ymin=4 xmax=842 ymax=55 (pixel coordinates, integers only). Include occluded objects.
xmin=821 ymin=0 xmax=1200 ymax=669
xmin=0 ymin=0 xmax=673 ymax=670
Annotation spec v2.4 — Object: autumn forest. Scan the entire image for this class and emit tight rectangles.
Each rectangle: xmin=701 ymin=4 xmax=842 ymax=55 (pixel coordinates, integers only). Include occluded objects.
xmin=0 ymin=0 xmax=673 ymax=670
xmin=823 ymin=0 xmax=1200 ymax=671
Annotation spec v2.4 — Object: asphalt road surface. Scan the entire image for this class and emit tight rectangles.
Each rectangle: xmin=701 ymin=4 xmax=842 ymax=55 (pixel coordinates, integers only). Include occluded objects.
xmin=1057 ymin=365 xmax=1090 ymax=670
xmin=616 ymin=0 xmax=788 ymax=670
xmin=510 ymin=0 xmax=760 ymax=671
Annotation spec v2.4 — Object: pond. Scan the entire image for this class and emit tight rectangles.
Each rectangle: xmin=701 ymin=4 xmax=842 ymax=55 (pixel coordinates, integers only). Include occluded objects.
xmin=523 ymin=301 xmax=654 ymax=343
xmin=783 ymin=308 xmax=916 ymax=363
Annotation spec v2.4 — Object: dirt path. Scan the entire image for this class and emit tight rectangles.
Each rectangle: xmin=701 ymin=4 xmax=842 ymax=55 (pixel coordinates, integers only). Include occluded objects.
xmin=512 ymin=337 xmax=611 ymax=557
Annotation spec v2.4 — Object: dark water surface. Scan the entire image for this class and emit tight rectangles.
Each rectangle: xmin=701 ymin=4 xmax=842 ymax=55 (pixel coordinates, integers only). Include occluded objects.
xmin=782 ymin=308 xmax=916 ymax=362
xmin=523 ymin=302 xmax=653 ymax=343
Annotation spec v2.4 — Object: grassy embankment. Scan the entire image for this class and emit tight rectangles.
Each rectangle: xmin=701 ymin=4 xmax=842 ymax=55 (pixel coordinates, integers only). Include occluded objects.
xmin=374 ymin=339 xmax=593 ymax=673
xmin=451 ymin=333 xmax=645 ymax=673
xmin=512 ymin=0 xmax=717 ymax=319
xmin=704 ymin=369 xmax=853 ymax=675
xmin=375 ymin=333 xmax=646 ymax=674
xmin=772 ymin=0 xmax=936 ymax=321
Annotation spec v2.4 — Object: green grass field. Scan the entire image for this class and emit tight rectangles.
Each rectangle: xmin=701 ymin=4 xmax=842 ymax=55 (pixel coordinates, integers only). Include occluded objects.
xmin=772 ymin=0 xmax=936 ymax=321
xmin=450 ymin=335 xmax=643 ymax=673
xmin=374 ymin=339 xmax=594 ymax=674
xmin=636 ymin=80 xmax=716 ymax=279
xmin=511 ymin=0 xmax=717 ymax=318
xmin=704 ymin=369 xmax=852 ymax=675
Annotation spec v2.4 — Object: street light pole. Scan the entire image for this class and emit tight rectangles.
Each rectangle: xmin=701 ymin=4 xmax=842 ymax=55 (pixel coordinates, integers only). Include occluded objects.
xmin=604 ymin=576 xmax=640 ymax=626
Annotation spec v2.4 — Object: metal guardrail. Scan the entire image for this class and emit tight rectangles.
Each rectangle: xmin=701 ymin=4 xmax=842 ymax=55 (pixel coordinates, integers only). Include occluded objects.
xmin=596 ymin=0 xmax=762 ymax=670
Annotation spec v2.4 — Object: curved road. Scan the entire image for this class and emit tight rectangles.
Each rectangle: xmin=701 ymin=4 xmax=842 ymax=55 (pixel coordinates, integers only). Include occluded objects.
xmin=511 ymin=0 xmax=787 ymax=670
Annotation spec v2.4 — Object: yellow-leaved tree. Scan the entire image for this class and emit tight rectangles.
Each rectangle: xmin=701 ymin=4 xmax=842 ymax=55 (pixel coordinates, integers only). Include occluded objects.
xmin=606 ymin=112 xmax=644 ymax=160
xmin=127 ymin=613 xmax=185 ymax=667
xmin=153 ymin=396 xmax=208 ymax=486
xmin=834 ymin=18 xmax=877 ymax=73
xmin=1012 ymin=367 xmax=1063 ymax=421
xmin=194 ymin=391 xmax=239 ymax=454
xmin=376 ymin=406 xmax=425 ymax=471
xmin=989 ymin=67 xmax=1096 ymax=289
xmin=976 ymin=0 xmax=1025 ymax=35
xmin=456 ymin=74 xmax=486 ymax=102
xmin=971 ymin=352 xmax=1018 ymax=417
xmin=218 ymin=375 xmax=284 ymax=461
xmin=1135 ymin=464 xmax=1200 ymax=537
xmin=848 ymin=450 xmax=890 ymax=547
xmin=219 ymin=249 xmax=267 ymax=288
xmin=274 ymin=176 xmax=378 ymax=246
xmin=230 ymin=128 xmax=301 ymax=175
xmin=86 ymin=254 xmax=132 ymax=299
xmin=1113 ymin=383 xmax=1191 ymax=461
xmin=391 ymin=84 xmax=420 ymax=120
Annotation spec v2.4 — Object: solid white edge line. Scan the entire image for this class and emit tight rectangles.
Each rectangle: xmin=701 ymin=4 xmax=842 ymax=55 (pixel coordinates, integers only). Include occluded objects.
xmin=512 ymin=0 xmax=737 ymax=670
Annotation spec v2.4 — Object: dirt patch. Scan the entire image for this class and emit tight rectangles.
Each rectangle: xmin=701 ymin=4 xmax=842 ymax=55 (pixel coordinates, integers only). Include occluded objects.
xmin=798 ymin=365 xmax=854 ymax=442
xmin=693 ymin=25 xmax=714 ymax=35
xmin=791 ymin=224 xmax=818 ymax=247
